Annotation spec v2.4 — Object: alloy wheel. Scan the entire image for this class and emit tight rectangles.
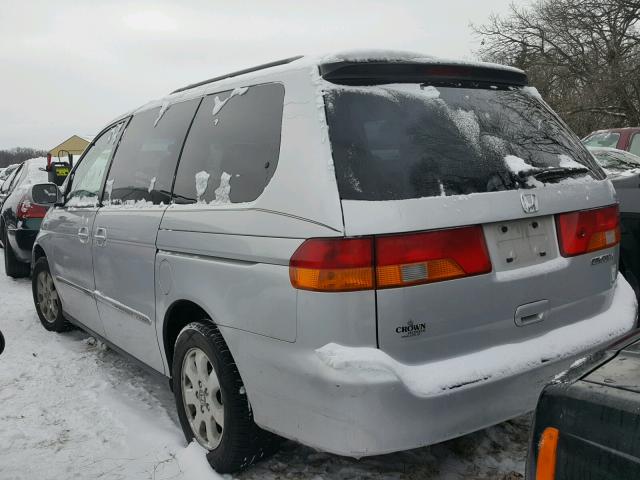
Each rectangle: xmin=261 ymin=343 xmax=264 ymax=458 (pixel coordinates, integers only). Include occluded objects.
xmin=181 ymin=347 xmax=224 ymax=449
xmin=36 ymin=271 xmax=59 ymax=323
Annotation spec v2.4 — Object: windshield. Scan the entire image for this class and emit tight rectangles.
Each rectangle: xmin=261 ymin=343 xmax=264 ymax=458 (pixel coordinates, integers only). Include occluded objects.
xmin=325 ymin=84 xmax=600 ymax=201
xmin=590 ymin=148 xmax=640 ymax=172
xmin=583 ymin=132 xmax=621 ymax=149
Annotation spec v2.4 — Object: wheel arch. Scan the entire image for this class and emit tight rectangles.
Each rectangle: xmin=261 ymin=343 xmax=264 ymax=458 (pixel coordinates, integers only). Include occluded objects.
xmin=33 ymin=243 xmax=46 ymax=262
xmin=162 ymin=299 xmax=216 ymax=374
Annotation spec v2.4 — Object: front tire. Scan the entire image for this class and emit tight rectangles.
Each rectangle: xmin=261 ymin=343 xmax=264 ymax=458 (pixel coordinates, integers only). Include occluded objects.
xmin=172 ymin=321 xmax=278 ymax=473
xmin=32 ymin=256 xmax=71 ymax=332
xmin=4 ymin=226 xmax=29 ymax=278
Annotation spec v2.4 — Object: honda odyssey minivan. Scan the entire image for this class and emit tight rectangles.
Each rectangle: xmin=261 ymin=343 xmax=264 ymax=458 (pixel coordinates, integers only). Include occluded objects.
xmin=29 ymin=51 xmax=637 ymax=473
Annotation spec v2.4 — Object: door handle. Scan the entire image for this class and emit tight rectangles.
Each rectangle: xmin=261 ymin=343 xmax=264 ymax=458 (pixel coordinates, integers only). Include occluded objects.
xmin=95 ymin=227 xmax=107 ymax=247
xmin=78 ymin=227 xmax=89 ymax=243
xmin=514 ymin=299 xmax=549 ymax=327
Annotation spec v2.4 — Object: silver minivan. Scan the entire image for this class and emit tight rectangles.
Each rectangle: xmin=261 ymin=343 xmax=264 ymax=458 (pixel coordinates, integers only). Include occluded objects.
xmin=29 ymin=51 xmax=637 ymax=473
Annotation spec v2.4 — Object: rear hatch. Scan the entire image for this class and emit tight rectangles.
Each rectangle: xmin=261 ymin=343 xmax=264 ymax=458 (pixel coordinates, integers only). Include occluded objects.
xmin=321 ymin=61 xmax=619 ymax=364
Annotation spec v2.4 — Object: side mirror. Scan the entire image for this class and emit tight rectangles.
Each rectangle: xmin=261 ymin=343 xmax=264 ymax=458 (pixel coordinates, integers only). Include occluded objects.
xmin=32 ymin=183 xmax=62 ymax=206
xmin=0 ymin=330 xmax=4 ymax=355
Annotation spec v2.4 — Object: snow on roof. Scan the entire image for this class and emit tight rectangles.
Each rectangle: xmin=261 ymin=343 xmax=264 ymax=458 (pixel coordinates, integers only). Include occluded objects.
xmin=318 ymin=49 xmax=524 ymax=74
xmin=116 ymin=50 xmax=524 ymax=123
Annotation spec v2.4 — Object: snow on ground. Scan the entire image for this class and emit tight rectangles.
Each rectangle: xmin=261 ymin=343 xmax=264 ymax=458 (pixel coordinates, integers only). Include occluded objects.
xmin=0 ymin=250 xmax=528 ymax=479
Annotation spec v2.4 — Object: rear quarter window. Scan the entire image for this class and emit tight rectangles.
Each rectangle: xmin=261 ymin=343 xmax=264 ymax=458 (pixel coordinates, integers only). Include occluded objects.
xmin=172 ymin=83 xmax=285 ymax=204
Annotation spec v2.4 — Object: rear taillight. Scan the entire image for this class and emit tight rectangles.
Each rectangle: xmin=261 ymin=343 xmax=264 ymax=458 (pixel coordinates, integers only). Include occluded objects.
xmin=375 ymin=226 xmax=492 ymax=288
xmin=17 ymin=196 xmax=48 ymax=220
xmin=289 ymin=237 xmax=374 ymax=292
xmin=289 ymin=225 xmax=492 ymax=292
xmin=556 ymin=205 xmax=620 ymax=257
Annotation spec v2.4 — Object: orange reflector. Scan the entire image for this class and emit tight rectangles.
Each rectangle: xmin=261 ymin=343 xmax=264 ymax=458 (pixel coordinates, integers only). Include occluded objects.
xmin=536 ymin=427 xmax=559 ymax=480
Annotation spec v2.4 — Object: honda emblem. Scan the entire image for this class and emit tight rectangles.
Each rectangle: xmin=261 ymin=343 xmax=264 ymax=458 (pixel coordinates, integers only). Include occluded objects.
xmin=520 ymin=193 xmax=539 ymax=214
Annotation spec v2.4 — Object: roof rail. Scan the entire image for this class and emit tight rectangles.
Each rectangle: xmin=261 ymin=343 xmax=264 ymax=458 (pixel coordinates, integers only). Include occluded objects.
xmin=170 ymin=55 xmax=304 ymax=94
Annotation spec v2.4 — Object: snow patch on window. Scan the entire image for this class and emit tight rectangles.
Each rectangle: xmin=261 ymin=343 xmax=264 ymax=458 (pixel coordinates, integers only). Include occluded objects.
xmin=194 ymin=171 xmax=210 ymax=202
xmin=345 ymin=168 xmax=363 ymax=193
xmin=66 ymin=195 xmax=99 ymax=208
xmin=214 ymin=172 xmax=231 ymax=203
xmin=481 ymin=135 xmax=507 ymax=156
xmin=212 ymin=86 xmax=249 ymax=116
xmin=522 ymin=86 xmax=542 ymax=101
xmin=448 ymin=108 xmax=480 ymax=152
xmin=439 ymin=181 xmax=446 ymax=197
xmin=310 ymin=65 xmax=334 ymax=169
xmin=154 ymin=100 xmax=171 ymax=127
xmin=421 ymin=86 xmax=440 ymax=99
xmin=105 ymin=179 xmax=114 ymax=205
xmin=558 ymin=154 xmax=584 ymax=169
xmin=148 ymin=176 xmax=156 ymax=193
xmin=504 ymin=155 xmax=536 ymax=174
xmin=315 ymin=274 xmax=636 ymax=398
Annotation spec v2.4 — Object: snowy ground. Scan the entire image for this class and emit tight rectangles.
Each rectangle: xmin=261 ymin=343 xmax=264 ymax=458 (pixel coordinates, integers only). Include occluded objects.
xmin=0 ymin=250 xmax=528 ymax=480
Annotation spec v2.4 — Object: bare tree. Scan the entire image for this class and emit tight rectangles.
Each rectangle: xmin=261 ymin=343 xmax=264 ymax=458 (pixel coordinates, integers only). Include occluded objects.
xmin=473 ymin=0 xmax=640 ymax=136
xmin=0 ymin=147 xmax=48 ymax=168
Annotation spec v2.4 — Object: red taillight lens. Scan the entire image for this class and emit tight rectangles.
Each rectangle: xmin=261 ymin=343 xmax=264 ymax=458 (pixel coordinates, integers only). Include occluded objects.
xmin=17 ymin=196 xmax=49 ymax=220
xmin=289 ymin=226 xmax=492 ymax=292
xmin=556 ymin=205 xmax=620 ymax=257
xmin=289 ymin=237 xmax=374 ymax=292
xmin=375 ymin=225 xmax=492 ymax=288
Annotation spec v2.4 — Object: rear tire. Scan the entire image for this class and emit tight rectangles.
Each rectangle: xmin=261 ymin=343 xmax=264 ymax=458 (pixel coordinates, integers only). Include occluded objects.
xmin=3 ymin=226 xmax=29 ymax=278
xmin=172 ymin=321 xmax=279 ymax=473
xmin=32 ymin=256 xmax=71 ymax=332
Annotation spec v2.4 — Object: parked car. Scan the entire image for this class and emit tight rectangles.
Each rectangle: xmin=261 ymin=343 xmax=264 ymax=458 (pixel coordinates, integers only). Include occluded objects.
xmin=583 ymin=127 xmax=640 ymax=157
xmin=1 ymin=157 xmax=50 ymax=277
xmin=29 ymin=51 xmax=637 ymax=473
xmin=588 ymin=146 xmax=640 ymax=175
xmin=527 ymin=328 xmax=640 ymax=480
xmin=0 ymin=163 xmax=19 ymax=184
xmin=588 ymin=147 xmax=640 ymax=299
xmin=0 ymin=164 xmax=21 ymax=209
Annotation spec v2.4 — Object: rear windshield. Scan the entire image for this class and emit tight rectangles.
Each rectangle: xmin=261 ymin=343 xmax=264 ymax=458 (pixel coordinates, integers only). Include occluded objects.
xmin=324 ymin=84 xmax=599 ymax=201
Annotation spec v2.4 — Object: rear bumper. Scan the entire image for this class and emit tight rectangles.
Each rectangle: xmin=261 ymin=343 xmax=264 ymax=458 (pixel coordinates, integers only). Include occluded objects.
xmin=7 ymin=227 xmax=38 ymax=263
xmin=237 ymin=276 xmax=637 ymax=457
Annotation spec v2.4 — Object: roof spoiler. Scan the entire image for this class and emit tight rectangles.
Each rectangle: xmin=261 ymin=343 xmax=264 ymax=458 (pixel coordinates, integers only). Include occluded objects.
xmin=319 ymin=62 xmax=528 ymax=87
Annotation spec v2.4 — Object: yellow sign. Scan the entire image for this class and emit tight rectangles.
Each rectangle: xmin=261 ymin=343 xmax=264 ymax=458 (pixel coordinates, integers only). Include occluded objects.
xmin=55 ymin=166 xmax=70 ymax=177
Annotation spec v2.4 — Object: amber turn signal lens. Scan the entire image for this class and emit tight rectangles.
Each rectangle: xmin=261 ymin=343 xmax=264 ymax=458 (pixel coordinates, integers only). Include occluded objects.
xmin=536 ymin=427 xmax=559 ymax=480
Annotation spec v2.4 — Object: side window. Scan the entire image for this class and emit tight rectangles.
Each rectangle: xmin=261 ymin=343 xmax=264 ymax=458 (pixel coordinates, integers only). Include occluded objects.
xmin=629 ymin=134 xmax=640 ymax=157
xmin=104 ymin=99 xmax=200 ymax=206
xmin=172 ymin=83 xmax=285 ymax=204
xmin=66 ymin=122 xmax=125 ymax=207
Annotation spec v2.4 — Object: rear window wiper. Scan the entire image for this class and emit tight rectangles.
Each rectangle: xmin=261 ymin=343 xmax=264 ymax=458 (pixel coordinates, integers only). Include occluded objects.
xmin=531 ymin=167 xmax=590 ymax=182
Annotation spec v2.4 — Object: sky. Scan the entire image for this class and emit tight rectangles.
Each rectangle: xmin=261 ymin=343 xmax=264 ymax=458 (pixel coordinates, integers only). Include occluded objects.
xmin=0 ymin=0 xmax=517 ymax=150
